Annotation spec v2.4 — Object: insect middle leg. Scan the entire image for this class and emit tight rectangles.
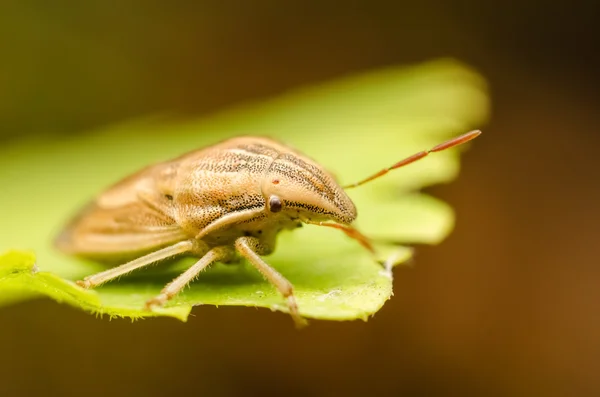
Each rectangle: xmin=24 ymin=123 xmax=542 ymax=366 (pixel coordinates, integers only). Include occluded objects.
xmin=234 ymin=236 xmax=307 ymax=328
xmin=145 ymin=246 xmax=234 ymax=309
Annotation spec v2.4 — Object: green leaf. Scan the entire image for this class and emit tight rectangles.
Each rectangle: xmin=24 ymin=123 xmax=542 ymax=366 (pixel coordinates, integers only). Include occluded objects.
xmin=0 ymin=59 xmax=489 ymax=323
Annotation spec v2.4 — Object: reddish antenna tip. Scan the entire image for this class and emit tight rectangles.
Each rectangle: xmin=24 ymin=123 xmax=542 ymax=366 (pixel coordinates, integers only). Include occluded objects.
xmin=430 ymin=129 xmax=482 ymax=152
xmin=466 ymin=129 xmax=482 ymax=141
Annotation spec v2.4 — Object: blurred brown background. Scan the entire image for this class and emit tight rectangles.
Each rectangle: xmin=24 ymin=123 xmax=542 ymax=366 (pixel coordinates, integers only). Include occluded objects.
xmin=1 ymin=1 xmax=599 ymax=396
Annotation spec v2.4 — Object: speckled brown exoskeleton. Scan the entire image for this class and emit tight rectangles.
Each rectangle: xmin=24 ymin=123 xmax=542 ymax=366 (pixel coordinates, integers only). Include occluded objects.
xmin=55 ymin=130 xmax=481 ymax=326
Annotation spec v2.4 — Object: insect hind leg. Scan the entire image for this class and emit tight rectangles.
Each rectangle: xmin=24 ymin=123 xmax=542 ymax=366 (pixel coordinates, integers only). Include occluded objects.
xmin=76 ymin=240 xmax=201 ymax=289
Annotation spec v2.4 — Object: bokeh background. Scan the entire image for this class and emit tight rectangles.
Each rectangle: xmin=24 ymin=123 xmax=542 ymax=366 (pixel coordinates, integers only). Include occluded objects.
xmin=2 ymin=1 xmax=599 ymax=396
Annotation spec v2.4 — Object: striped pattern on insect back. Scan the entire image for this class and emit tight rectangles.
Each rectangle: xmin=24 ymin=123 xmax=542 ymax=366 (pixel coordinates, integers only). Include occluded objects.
xmin=188 ymin=150 xmax=269 ymax=174
xmin=174 ymin=141 xmax=277 ymax=231
xmin=275 ymin=153 xmax=338 ymax=201
xmin=268 ymin=152 xmax=353 ymax=220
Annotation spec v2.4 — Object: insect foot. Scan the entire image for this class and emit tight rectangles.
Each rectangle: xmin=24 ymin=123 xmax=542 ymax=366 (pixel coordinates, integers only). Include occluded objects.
xmin=144 ymin=293 xmax=169 ymax=310
xmin=285 ymin=295 xmax=308 ymax=329
xmin=76 ymin=279 xmax=92 ymax=289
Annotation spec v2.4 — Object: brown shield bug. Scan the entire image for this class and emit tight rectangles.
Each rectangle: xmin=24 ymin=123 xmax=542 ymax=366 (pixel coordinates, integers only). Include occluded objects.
xmin=55 ymin=130 xmax=481 ymax=326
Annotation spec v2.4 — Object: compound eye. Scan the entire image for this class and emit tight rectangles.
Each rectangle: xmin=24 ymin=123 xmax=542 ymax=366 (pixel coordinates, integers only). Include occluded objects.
xmin=269 ymin=195 xmax=282 ymax=213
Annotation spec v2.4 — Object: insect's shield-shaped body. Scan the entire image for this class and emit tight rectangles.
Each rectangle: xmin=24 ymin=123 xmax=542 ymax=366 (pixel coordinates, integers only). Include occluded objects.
xmin=57 ymin=137 xmax=354 ymax=257
xmin=56 ymin=131 xmax=481 ymax=327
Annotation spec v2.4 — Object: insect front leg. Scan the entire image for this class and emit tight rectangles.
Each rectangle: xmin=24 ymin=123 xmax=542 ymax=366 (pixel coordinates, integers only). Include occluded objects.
xmin=76 ymin=240 xmax=203 ymax=289
xmin=234 ymin=236 xmax=307 ymax=328
xmin=145 ymin=245 xmax=235 ymax=310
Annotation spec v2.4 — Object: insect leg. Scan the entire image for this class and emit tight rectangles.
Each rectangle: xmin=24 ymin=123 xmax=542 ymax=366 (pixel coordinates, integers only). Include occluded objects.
xmin=235 ymin=236 xmax=307 ymax=328
xmin=145 ymin=246 xmax=234 ymax=309
xmin=76 ymin=240 xmax=197 ymax=289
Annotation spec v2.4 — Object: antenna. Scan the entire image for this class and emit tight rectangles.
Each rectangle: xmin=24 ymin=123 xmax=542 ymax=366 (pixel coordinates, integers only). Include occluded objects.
xmin=343 ymin=130 xmax=482 ymax=189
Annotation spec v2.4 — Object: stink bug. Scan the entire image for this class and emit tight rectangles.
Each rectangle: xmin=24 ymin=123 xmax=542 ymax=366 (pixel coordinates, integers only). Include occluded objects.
xmin=55 ymin=130 xmax=481 ymax=326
